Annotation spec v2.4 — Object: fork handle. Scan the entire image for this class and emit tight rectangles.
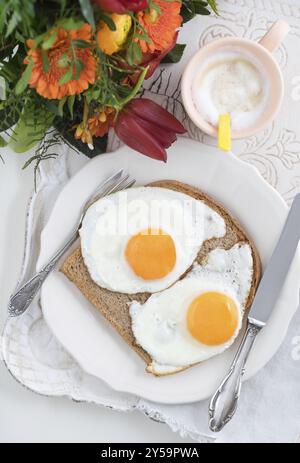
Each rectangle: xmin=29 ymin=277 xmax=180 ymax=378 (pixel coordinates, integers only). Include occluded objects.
xmin=208 ymin=319 xmax=263 ymax=432
xmin=8 ymin=230 xmax=78 ymax=317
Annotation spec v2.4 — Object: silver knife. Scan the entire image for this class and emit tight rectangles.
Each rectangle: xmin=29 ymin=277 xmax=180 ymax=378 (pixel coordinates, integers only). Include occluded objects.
xmin=209 ymin=193 xmax=300 ymax=432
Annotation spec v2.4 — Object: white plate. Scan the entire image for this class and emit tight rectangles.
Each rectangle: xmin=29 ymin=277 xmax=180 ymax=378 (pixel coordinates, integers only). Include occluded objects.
xmin=40 ymin=138 xmax=300 ymax=404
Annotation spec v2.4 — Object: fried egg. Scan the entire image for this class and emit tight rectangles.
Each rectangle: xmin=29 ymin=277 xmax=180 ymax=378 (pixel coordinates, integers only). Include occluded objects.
xmin=130 ymin=244 xmax=253 ymax=371
xmin=80 ymin=187 xmax=226 ymax=293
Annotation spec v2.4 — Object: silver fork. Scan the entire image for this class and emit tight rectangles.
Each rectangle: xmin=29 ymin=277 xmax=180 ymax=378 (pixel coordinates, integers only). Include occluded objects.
xmin=8 ymin=169 xmax=136 ymax=317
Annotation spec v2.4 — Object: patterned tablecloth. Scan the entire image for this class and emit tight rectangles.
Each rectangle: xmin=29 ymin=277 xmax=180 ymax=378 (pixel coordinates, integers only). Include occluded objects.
xmin=2 ymin=0 xmax=300 ymax=443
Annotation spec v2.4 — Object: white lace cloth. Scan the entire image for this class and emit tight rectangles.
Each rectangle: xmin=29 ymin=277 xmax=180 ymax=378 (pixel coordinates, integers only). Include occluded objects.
xmin=2 ymin=0 xmax=300 ymax=443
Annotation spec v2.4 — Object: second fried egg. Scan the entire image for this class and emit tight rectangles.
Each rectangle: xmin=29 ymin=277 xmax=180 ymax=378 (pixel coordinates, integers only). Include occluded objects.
xmin=130 ymin=243 xmax=253 ymax=370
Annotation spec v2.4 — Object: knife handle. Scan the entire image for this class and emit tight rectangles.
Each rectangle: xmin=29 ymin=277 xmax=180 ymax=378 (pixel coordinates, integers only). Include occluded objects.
xmin=209 ymin=319 xmax=264 ymax=432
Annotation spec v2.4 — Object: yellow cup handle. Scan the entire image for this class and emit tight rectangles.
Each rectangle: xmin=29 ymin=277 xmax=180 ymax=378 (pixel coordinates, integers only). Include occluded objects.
xmin=259 ymin=20 xmax=290 ymax=53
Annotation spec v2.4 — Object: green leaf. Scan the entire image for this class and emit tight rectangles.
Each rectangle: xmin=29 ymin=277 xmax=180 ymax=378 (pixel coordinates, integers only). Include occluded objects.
xmin=79 ymin=0 xmax=95 ymax=29
xmin=193 ymin=3 xmax=211 ymax=15
xmin=67 ymin=95 xmax=75 ymax=119
xmin=60 ymin=0 xmax=68 ymax=15
xmin=58 ymin=97 xmax=67 ymax=117
xmin=9 ymin=102 xmax=54 ymax=153
xmin=132 ymin=31 xmax=152 ymax=44
xmin=148 ymin=0 xmax=161 ymax=14
xmin=72 ymin=39 xmax=91 ymax=49
xmin=42 ymin=32 xmax=57 ymax=50
xmin=32 ymin=33 xmax=46 ymax=48
xmin=58 ymin=67 xmax=73 ymax=85
xmin=181 ymin=0 xmax=217 ymax=20
xmin=192 ymin=0 xmax=209 ymax=6
xmin=162 ymin=43 xmax=186 ymax=63
xmin=99 ymin=13 xmax=116 ymax=31
xmin=42 ymin=49 xmax=49 ymax=72
xmin=180 ymin=2 xmax=195 ymax=23
xmin=207 ymin=0 xmax=219 ymax=14
xmin=74 ymin=59 xmax=84 ymax=80
xmin=0 ymin=94 xmax=23 ymax=131
xmin=127 ymin=42 xmax=142 ymax=66
xmin=0 ymin=54 xmax=21 ymax=83
xmin=15 ymin=59 xmax=33 ymax=95
xmin=133 ymin=43 xmax=142 ymax=63
xmin=57 ymin=18 xmax=84 ymax=31
xmin=15 ymin=30 xmax=25 ymax=43
xmin=5 ymin=11 xmax=20 ymax=37
xmin=85 ymin=88 xmax=100 ymax=105
xmin=44 ymin=100 xmax=61 ymax=117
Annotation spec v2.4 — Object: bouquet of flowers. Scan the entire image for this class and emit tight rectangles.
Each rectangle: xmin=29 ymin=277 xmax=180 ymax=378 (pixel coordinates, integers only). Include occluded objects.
xmin=0 ymin=0 xmax=217 ymax=167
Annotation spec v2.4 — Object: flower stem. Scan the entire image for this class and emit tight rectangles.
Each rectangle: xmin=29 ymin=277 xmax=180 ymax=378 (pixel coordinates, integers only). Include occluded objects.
xmin=83 ymin=97 xmax=89 ymax=126
xmin=119 ymin=65 xmax=149 ymax=107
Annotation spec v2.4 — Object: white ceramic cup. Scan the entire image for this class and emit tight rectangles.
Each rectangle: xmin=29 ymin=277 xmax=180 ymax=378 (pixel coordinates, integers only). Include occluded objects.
xmin=181 ymin=20 xmax=290 ymax=139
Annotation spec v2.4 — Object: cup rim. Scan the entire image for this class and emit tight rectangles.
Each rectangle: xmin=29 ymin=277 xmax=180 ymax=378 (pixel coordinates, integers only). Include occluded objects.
xmin=181 ymin=37 xmax=284 ymax=139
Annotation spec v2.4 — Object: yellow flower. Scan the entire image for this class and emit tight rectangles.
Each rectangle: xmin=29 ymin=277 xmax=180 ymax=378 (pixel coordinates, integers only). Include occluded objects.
xmin=75 ymin=122 xmax=93 ymax=147
xmin=96 ymin=13 xmax=132 ymax=55
xmin=88 ymin=107 xmax=115 ymax=137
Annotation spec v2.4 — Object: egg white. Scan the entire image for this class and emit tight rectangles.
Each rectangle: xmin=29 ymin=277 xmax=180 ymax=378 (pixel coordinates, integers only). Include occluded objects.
xmin=130 ymin=244 xmax=253 ymax=370
xmin=80 ymin=187 xmax=226 ymax=294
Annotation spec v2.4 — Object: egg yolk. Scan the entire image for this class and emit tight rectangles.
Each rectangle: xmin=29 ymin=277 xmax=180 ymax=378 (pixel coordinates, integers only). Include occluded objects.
xmin=125 ymin=228 xmax=176 ymax=280
xmin=187 ymin=292 xmax=239 ymax=345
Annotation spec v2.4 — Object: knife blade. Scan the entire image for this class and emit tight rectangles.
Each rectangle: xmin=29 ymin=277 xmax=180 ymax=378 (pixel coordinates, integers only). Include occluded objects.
xmin=209 ymin=193 xmax=300 ymax=433
xmin=249 ymin=193 xmax=300 ymax=325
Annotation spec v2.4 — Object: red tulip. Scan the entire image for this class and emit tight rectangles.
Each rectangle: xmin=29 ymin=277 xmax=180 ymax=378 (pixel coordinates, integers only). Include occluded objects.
xmin=114 ymin=98 xmax=186 ymax=161
xmin=93 ymin=0 xmax=148 ymax=13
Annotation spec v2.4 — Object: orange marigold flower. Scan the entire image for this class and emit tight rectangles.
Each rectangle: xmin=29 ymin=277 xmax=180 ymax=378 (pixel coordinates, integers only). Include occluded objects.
xmin=25 ymin=24 xmax=96 ymax=99
xmin=88 ymin=107 xmax=115 ymax=137
xmin=136 ymin=0 xmax=182 ymax=53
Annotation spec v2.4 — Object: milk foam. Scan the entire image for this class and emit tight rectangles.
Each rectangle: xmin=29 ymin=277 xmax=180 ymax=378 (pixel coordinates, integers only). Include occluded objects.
xmin=192 ymin=50 xmax=270 ymax=131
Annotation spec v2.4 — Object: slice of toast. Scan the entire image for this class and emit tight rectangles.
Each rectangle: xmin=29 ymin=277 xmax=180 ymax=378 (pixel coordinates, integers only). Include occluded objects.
xmin=60 ymin=180 xmax=261 ymax=376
